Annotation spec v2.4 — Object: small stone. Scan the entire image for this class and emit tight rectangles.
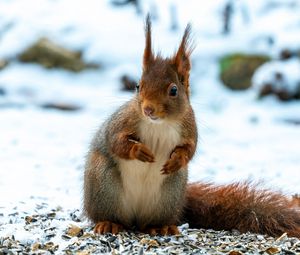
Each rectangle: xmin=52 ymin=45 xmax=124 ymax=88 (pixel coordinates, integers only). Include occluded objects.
xmin=282 ymin=249 xmax=296 ymax=255
xmin=25 ymin=216 xmax=38 ymax=224
xmin=45 ymin=227 xmax=56 ymax=232
xmin=70 ymin=210 xmax=81 ymax=222
xmin=76 ymin=251 xmax=90 ymax=255
xmin=107 ymin=236 xmax=117 ymax=242
xmin=62 ymin=234 xmax=72 ymax=240
xmin=257 ymin=235 xmax=264 ymax=241
xmin=44 ymin=242 xmax=58 ymax=251
xmin=66 ymin=224 xmax=83 ymax=237
xmin=8 ymin=212 xmax=18 ymax=217
xmin=140 ymin=238 xmax=159 ymax=247
xmin=164 ymin=237 xmax=171 ymax=243
xmin=45 ymin=234 xmax=56 ymax=240
xmin=32 ymin=242 xmax=41 ymax=251
xmin=47 ymin=212 xmax=56 ymax=219
xmin=265 ymin=247 xmax=281 ymax=254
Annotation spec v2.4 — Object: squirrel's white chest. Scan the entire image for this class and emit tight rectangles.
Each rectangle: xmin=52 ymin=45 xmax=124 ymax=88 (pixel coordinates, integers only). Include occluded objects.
xmin=118 ymin=120 xmax=181 ymax=224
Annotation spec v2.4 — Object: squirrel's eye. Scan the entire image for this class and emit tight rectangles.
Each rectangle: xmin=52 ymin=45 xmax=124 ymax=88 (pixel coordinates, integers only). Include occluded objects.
xmin=169 ymin=84 xmax=178 ymax=97
xmin=136 ymin=84 xmax=140 ymax=92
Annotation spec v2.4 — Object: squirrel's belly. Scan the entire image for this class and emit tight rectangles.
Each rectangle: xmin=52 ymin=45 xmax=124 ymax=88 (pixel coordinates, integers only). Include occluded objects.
xmin=118 ymin=159 xmax=166 ymax=226
xmin=118 ymin=120 xmax=182 ymax=226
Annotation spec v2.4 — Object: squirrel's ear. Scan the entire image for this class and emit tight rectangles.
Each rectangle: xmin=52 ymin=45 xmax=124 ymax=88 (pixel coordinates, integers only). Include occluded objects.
xmin=143 ymin=14 xmax=154 ymax=71
xmin=172 ymin=24 xmax=194 ymax=91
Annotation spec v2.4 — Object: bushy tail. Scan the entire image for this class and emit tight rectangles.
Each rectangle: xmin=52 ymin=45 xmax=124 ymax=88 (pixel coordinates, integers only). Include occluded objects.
xmin=183 ymin=182 xmax=300 ymax=238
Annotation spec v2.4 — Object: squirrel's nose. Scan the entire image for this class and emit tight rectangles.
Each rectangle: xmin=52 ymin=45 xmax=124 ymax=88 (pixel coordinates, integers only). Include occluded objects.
xmin=143 ymin=106 xmax=154 ymax=116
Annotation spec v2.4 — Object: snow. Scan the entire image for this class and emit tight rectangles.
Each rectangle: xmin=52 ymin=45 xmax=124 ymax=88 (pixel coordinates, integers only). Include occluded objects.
xmin=0 ymin=0 xmax=300 ymax=249
xmin=253 ymin=59 xmax=300 ymax=93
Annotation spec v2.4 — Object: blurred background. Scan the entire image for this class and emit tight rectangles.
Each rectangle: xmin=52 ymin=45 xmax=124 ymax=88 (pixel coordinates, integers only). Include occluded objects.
xmin=0 ymin=0 xmax=300 ymax=210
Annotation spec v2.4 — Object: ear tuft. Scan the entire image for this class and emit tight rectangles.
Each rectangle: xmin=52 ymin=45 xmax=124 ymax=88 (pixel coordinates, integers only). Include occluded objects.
xmin=143 ymin=14 xmax=154 ymax=71
xmin=173 ymin=24 xmax=195 ymax=90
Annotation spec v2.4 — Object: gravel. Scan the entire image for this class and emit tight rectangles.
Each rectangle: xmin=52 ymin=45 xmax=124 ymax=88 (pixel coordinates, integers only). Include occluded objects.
xmin=1 ymin=203 xmax=299 ymax=255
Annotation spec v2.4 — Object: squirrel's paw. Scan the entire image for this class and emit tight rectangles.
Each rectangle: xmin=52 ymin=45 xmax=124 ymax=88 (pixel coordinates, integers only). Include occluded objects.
xmin=146 ymin=225 xmax=180 ymax=236
xmin=130 ymin=143 xmax=155 ymax=162
xmin=161 ymin=151 xmax=187 ymax=174
xmin=94 ymin=221 xmax=124 ymax=235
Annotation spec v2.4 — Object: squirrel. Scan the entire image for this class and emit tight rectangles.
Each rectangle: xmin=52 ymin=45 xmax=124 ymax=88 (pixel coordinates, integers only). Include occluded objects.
xmin=83 ymin=15 xmax=300 ymax=238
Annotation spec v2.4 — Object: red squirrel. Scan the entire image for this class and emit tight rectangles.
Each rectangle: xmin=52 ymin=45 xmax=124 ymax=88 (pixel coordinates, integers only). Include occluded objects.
xmin=83 ymin=15 xmax=300 ymax=238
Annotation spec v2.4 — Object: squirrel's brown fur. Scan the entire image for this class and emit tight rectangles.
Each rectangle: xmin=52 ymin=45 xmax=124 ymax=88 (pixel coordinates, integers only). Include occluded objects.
xmin=185 ymin=182 xmax=300 ymax=238
xmin=83 ymin=15 xmax=300 ymax=238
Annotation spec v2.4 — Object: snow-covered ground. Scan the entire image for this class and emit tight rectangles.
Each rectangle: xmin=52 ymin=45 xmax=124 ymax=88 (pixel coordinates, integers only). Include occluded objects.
xmin=0 ymin=0 xmax=300 ymax=250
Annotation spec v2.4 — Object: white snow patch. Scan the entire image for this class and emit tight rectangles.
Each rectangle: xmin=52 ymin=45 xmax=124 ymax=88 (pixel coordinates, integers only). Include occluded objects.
xmin=253 ymin=59 xmax=300 ymax=93
xmin=0 ymin=0 xmax=300 ymax=248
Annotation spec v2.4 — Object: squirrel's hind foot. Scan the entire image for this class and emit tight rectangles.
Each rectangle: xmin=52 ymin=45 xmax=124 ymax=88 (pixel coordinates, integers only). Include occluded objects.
xmin=145 ymin=225 xmax=180 ymax=236
xmin=94 ymin=221 xmax=124 ymax=235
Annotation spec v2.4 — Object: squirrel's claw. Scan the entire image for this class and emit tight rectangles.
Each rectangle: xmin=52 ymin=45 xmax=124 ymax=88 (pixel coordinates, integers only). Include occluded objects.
xmin=94 ymin=221 xmax=124 ymax=235
xmin=160 ymin=156 xmax=184 ymax=174
xmin=130 ymin=143 xmax=155 ymax=162
xmin=161 ymin=151 xmax=187 ymax=174
xmin=161 ymin=158 xmax=182 ymax=174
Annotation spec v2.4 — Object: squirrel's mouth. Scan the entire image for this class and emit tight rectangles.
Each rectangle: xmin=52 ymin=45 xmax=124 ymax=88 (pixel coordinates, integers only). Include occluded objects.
xmin=149 ymin=115 xmax=158 ymax=120
xmin=147 ymin=115 xmax=163 ymax=123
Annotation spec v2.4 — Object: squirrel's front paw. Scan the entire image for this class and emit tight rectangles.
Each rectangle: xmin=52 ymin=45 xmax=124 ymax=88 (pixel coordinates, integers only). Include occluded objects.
xmin=161 ymin=150 xmax=187 ymax=174
xmin=130 ymin=143 xmax=155 ymax=162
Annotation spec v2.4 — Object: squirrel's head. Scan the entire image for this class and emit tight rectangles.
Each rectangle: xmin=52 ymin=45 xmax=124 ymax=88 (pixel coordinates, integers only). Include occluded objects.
xmin=137 ymin=15 xmax=194 ymax=123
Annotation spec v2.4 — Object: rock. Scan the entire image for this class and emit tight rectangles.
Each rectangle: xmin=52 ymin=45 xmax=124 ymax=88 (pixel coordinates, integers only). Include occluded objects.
xmin=66 ymin=224 xmax=83 ymax=237
xmin=258 ymin=82 xmax=297 ymax=101
xmin=46 ymin=212 xmax=56 ymax=219
xmin=219 ymin=53 xmax=270 ymax=90
xmin=18 ymin=38 xmax=99 ymax=72
xmin=121 ymin=74 xmax=138 ymax=91
xmin=229 ymin=251 xmax=242 ymax=255
xmin=70 ymin=209 xmax=81 ymax=222
xmin=40 ymin=102 xmax=81 ymax=111
xmin=253 ymin=59 xmax=300 ymax=101
xmin=280 ymin=49 xmax=294 ymax=60
xmin=280 ymin=48 xmax=300 ymax=60
xmin=0 ymin=59 xmax=8 ymax=70
xmin=61 ymin=234 xmax=72 ymax=241
xmin=265 ymin=247 xmax=281 ymax=254
xmin=31 ymin=243 xmax=41 ymax=251
xmin=25 ymin=215 xmax=38 ymax=224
